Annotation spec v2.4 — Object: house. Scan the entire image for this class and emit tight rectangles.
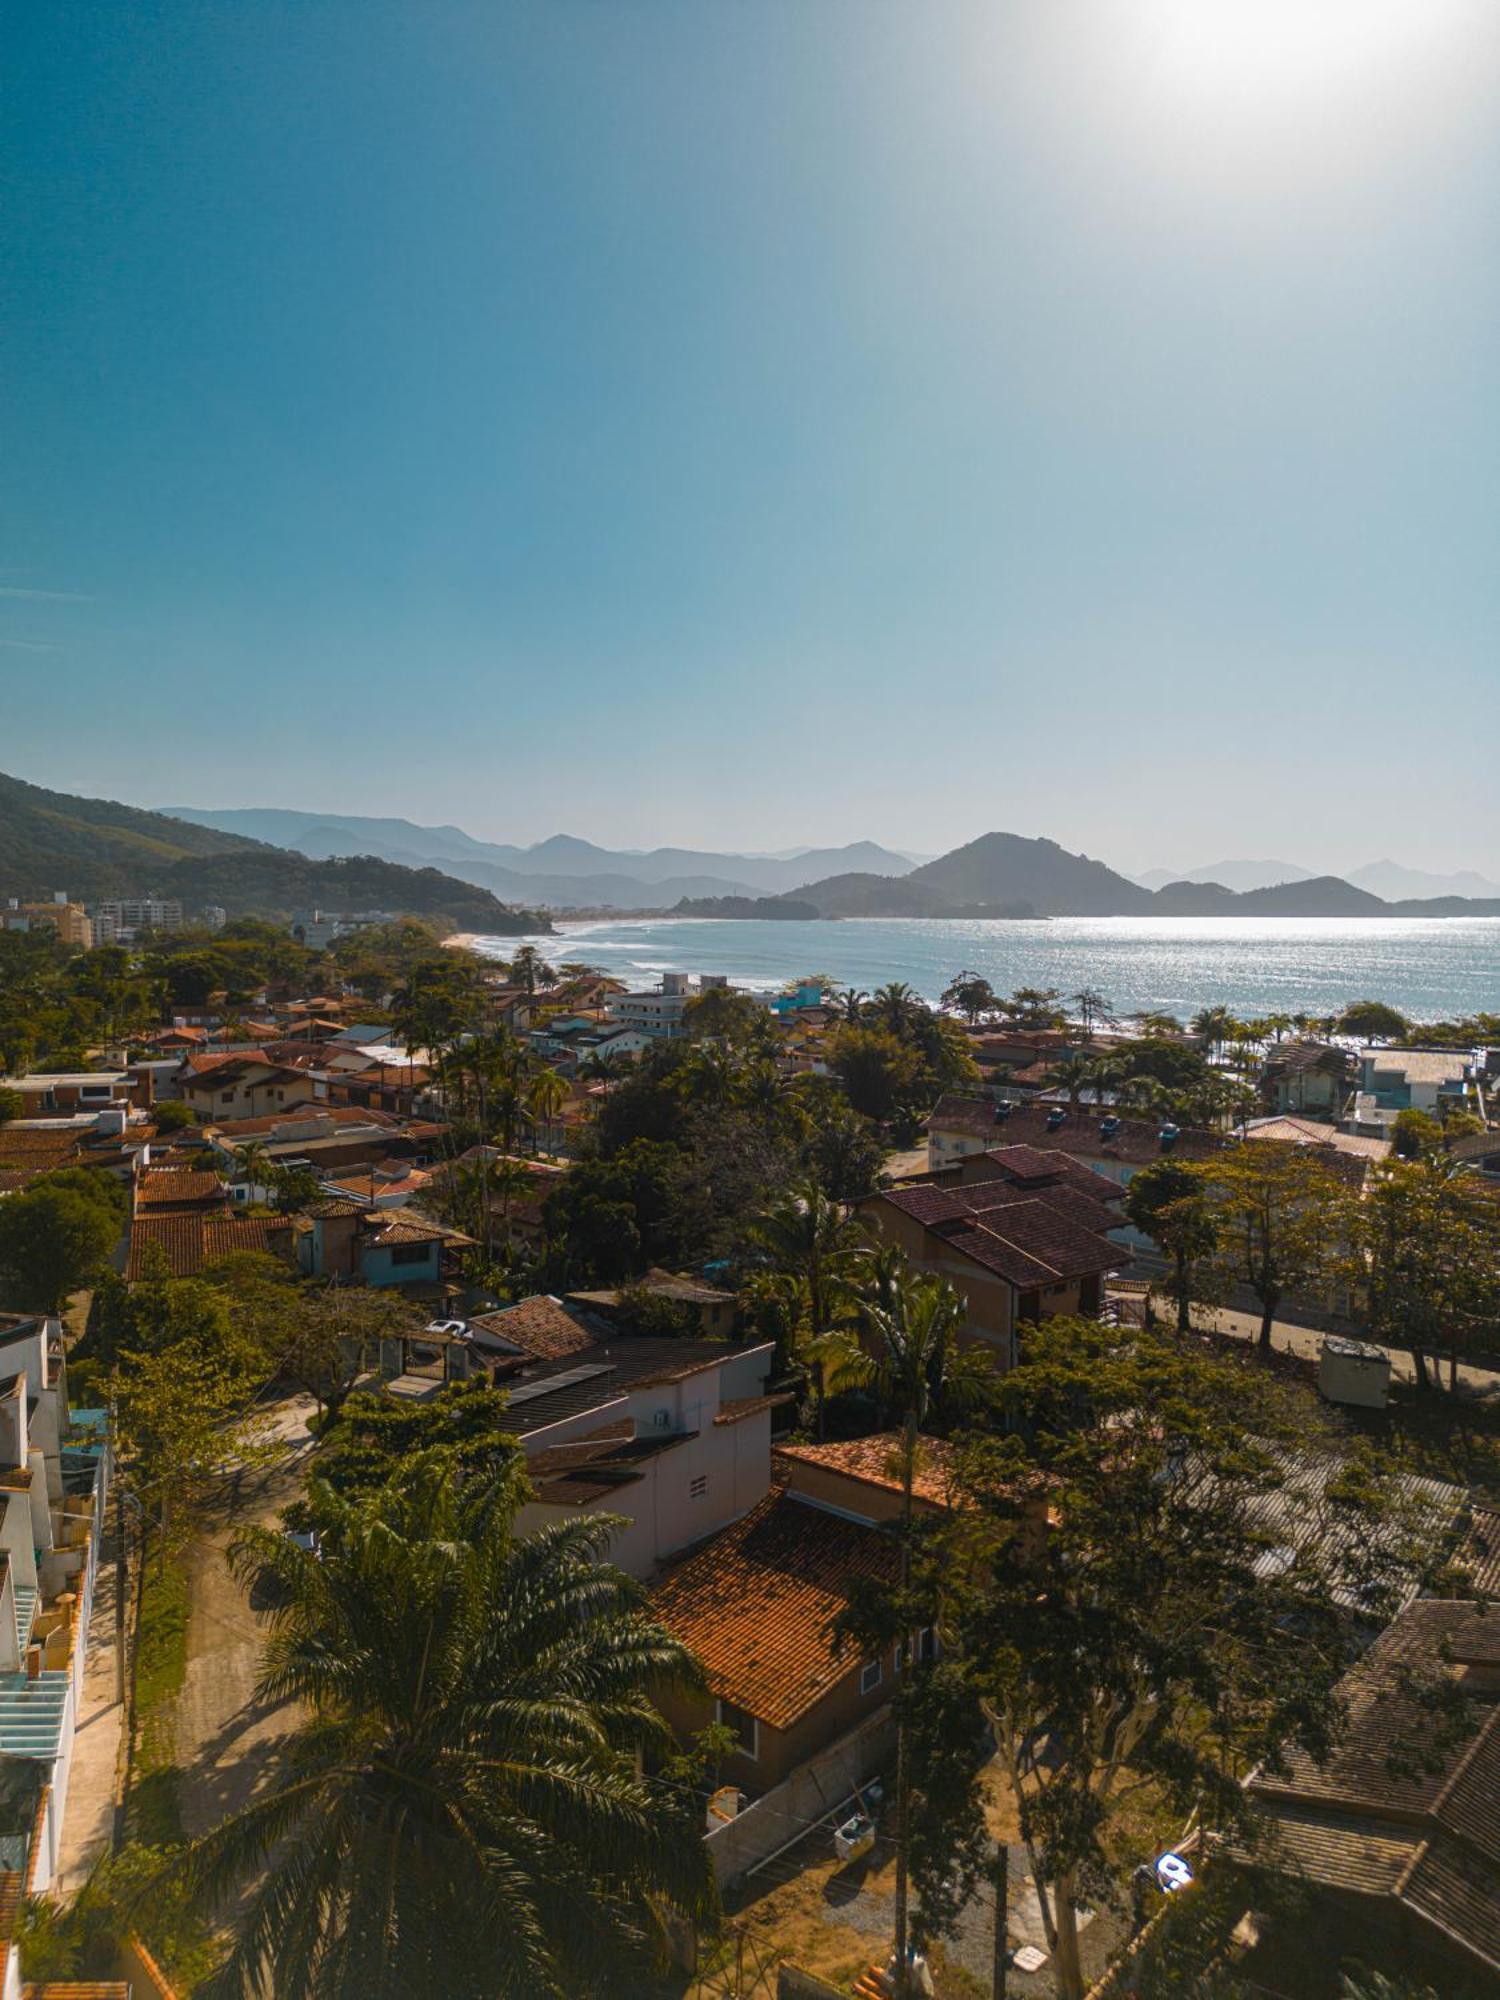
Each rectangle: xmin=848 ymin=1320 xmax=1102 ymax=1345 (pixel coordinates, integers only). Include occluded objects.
xmin=925 ymin=1094 xmax=1226 ymax=1187
xmin=467 ymin=1294 xmax=604 ymax=1365
xmin=1261 ymin=1041 xmax=1354 ymax=1118
xmin=1234 ymin=1598 xmax=1500 ymax=1993
xmin=0 ymin=1073 xmax=144 ymax=1119
xmin=292 ymin=1201 xmax=467 ymax=1291
xmin=177 ymin=1052 xmax=322 ymax=1122
xmin=650 ymin=1437 xmax=974 ymax=1792
xmin=603 ymin=973 xmax=754 ymax=1042
xmin=511 ymin=1338 xmax=784 ymax=1579
xmin=125 ymin=1207 xmax=295 ymax=1280
xmin=860 ymin=1149 xmax=1126 ymax=1366
xmin=0 ymin=896 xmax=92 ymax=950
xmin=1348 ymin=1047 xmax=1473 ymax=1137
xmin=565 ymin=1268 xmax=739 ymax=1338
xmin=0 ymin=1310 xmax=111 ymax=1964
xmin=1240 ymin=1116 xmax=1391 ymax=1165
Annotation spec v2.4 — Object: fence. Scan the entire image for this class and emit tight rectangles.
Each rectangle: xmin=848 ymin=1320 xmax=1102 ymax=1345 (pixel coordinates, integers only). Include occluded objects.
xmin=706 ymin=1706 xmax=895 ymax=1886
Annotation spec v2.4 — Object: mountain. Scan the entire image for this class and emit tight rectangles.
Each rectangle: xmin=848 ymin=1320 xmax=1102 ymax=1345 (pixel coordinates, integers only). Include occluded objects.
xmin=0 ymin=772 xmax=543 ymax=934
xmin=902 ymin=833 xmax=1153 ymax=916
xmin=1153 ymin=875 xmax=1388 ymax=917
xmin=167 ymin=807 xmax=917 ymax=904
xmin=1348 ymin=859 xmax=1500 ymax=902
xmin=1134 ymin=858 xmax=1316 ymax=894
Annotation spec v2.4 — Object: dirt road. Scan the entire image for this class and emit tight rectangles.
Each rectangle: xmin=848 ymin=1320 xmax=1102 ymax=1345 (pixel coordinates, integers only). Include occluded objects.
xmin=173 ymin=1396 xmax=316 ymax=1839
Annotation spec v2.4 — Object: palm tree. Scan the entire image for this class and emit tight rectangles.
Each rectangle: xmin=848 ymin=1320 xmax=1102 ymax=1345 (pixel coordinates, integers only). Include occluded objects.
xmin=834 ymin=987 xmax=867 ymax=1024
xmin=230 ymin=1139 xmax=271 ymax=1197
xmin=527 ymin=1066 xmax=568 ymax=1156
xmin=745 ymin=1178 xmax=863 ymax=1435
xmin=180 ymin=1454 xmax=714 ymax=2000
xmin=940 ymin=971 xmax=996 ymax=1026
xmin=872 ymin=981 xmax=921 ymax=1039
xmin=508 ymin=944 xmax=557 ymax=996
xmin=1191 ymin=1005 xmax=1235 ymax=1061
xmin=1046 ymin=1052 xmax=1095 ymax=1113
xmin=1071 ymin=986 xmax=1111 ymax=1035
xmin=840 ymin=1270 xmax=968 ymax=2000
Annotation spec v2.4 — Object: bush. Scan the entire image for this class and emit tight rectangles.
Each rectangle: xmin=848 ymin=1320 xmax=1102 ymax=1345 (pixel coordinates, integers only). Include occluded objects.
xmin=151 ymin=1099 xmax=198 ymax=1133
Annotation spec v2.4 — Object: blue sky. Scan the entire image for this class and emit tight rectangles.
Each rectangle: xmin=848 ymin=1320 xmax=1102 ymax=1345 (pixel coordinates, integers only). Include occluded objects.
xmin=6 ymin=2 xmax=1498 ymax=872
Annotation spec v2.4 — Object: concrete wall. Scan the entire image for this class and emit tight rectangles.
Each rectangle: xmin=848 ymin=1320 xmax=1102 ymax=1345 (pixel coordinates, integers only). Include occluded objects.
xmin=702 ymin=1705 xmax=895 ymax=1885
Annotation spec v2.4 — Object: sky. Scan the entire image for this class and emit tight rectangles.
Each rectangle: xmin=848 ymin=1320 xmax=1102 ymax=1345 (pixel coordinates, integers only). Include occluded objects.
xmin=6 ymin=1 xmax=1499 ymax=875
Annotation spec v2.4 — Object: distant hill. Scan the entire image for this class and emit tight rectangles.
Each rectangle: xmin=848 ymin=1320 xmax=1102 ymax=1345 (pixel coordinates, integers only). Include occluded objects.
xmin=1153 ymin=875 xmax=1388 ymax=916
xmin=1135 ymin=858 xmax=1316 ymax=893
xmin=1348 ymin=858 xmax=1500 ymax=902
xmin=0 ymin=772 xmax=544 ymax=934
xmin=899 ymin=833 xmax=1152 ymax=916
xmin=167 ymin=806 xmax=918 ymax=907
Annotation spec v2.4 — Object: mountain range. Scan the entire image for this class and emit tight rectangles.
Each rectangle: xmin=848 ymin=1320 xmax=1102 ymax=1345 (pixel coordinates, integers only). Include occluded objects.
xmin=166 ymin=807 xmax=920 ymax=910
xmin=0 ymin=772 xmax=543 ymax=934
xmin=697 ymin=833 xmax=1500 ymax=921
xmin=1134 ymin=857 xmax=1500 ymax=900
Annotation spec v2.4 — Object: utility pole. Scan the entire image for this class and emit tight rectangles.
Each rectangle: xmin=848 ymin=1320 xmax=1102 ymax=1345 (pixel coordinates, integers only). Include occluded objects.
xmin=991 ymin=1841 xmax=1009 ymax=1999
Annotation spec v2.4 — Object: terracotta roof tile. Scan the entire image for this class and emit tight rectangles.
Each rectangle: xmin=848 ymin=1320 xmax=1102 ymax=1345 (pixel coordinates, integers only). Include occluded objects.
xmin=775 ymin=1434 xmax=960 ymax=1507
xmin=651 ymin=1487 xmax=896 ymax=1728
xmin=126 ymin=1211 xmax=294 ymax=1280
xmin=468 ymin=1295 xmax=599 ymax=1362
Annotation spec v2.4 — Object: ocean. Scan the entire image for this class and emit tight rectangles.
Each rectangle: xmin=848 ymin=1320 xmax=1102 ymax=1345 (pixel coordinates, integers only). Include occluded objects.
xmin=467 ymin=915 xmax=1500 ymax=1023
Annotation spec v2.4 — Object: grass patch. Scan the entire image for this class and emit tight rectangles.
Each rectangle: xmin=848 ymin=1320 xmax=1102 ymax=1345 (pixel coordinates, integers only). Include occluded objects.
xmin=127 ymin=1553 xmax=190 ymax=1847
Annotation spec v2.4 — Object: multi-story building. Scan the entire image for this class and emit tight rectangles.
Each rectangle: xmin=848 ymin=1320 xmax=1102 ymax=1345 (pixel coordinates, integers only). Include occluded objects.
xmin=0 ymin=895 xmax=92 ymax=950
xmin=94 ymin=896 xmax=184 ymax=935
xmin=0 ymin=1310 xmax=111 ymax=1982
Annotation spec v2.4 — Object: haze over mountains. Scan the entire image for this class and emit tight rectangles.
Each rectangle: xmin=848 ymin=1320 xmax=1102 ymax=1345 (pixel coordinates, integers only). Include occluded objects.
xmin=166 ymin=803 xmax=1500 ymax=922
xmin=168 ymin=807 xmax=921 ymax=909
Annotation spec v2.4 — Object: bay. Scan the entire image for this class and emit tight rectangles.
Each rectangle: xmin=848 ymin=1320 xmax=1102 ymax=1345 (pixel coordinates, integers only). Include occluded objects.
xmin=469 ymin=916 xmax=1500 ymax=1023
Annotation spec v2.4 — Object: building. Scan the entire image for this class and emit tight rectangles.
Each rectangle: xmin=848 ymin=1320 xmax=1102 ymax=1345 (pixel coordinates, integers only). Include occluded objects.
xmin=1260 ymin=1041 xmax=1354 ymax=1118
xmin=649 ymin=1438 xmax=981 ymax=1792
xmin=510 ymin=1336 xmax=783 ymax=1579
xmin=0 ymin=896 xmax=91 ymax=950
xmin=565 ymin=1268 xmax=739 ymax=1338
xmin=94 ymin=896 xmax=184 ymax=934
xmin=0 ymin=1311 xmax=111 ymax=1957
xmin=0 ymin=1073 xmax=144 ymax=1119
xmin=603 ymin=972 xmax=752 ymax=1041
xmin=925 ymin=1093 xmax=1226 ymax=1187
xmin=1348 ymin=1047 xmax=1472 ymax=1136
xmin=1235 ymin=1598 xmax=1500 ymax=1993
xmin=861 ymin=1146 xmax=1126 ymax=1365
xmin=176 ymin=1052 xmax=323 ymax=1122
xmin=292 ymin=1200 xmax=467 ymax=1291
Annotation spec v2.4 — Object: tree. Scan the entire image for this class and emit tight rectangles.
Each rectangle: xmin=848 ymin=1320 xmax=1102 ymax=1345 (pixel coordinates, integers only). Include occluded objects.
xmin=526 ymin=1066 xmax=568 ymax=1156
xmin=1392 ymin=1106 xmax=1445 ymax=1159
xmin=1072 ymin=987 xmax=1111 ymax=1034
xmin=940 ymin=1319 xmax=1437 ymax=2000
xmin=1124 ymin=1159 xmax=1220 ymax=1332
xmin=0 ymin=1182 xmax=120 ymax=1313
xmin=0 ymin=1086 xmax=21 ymax=1125
xmin=150 ymin=1097 xmax=198 ymax=1133
xmin=1005 ymin=987 xmax=1065 ymax=1028
xmin=114 ymin=1330 xmax=271 ymax=1558
xmin=313 ymin=1378 xmax=518 ymax=1500
xmin=941 ymin=971 xmax=996 ymax=1026
xmin=181 ymin=1453 xmax=715 ymax=1999
xmin=280 ymin=1285 xmax=424 ymax=1422
xmin=1343 ymin=1155 xmax=1500 ymax=1391
xmin=1190 ymin=1005 xmax=1235 ymax=1059
xmin=1204 ymin=1145 xmax=1343 ymax=1350
xmin=682 ymin=987 xmax=764 ymax=1042
xmin=830 ymin=1025 xmax=924 ymax=1125
xmin=745 ymin=1178 xmax=863 ymax=1435
xmin=1335 ymin=999 xmax=1408 ymax=1042
xmin=508 ymin=943 xmax=556 ymax=995
xmin=838 ymin=1271 xmax=970 ymax=1995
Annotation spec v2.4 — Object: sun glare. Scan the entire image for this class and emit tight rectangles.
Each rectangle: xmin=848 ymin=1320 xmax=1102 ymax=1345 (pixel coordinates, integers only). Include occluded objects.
xmin=1146 ymin=0 xmax=1445 ymax=98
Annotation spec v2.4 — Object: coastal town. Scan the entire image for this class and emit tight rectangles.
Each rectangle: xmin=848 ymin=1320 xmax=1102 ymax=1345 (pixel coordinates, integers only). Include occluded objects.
xmin=0 ymin=859 xmax=1497 ymax=2000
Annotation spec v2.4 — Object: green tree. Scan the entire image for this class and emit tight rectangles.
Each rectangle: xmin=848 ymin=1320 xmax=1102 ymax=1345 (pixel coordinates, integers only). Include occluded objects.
xmin=940 ymin=971 xmax=996 ymax=1026
xmin=829 ymin=1025 xmax=924 ymax=1125
xmin=941 ymin=1319 xmax=1435 ymax=2000
xmin=0 ymin=1085 xmax=21 ymax=1125
xmin=0 ymin=1182 xmax=121 ymax=1313
xmin=1391 ymin=1106 xmax=1444 ymax=1159
xmin=1335 ymin=999 xmax=1409 ymax=1042
xmin=1204 ymin=1145 xmax=1343 ymax=1351
xmin=114 ymin=1328 xmax=271 ymax=1558
xmin=314 ymin=1379 xmax=517 ymax=1500
xmin=181 ymin=1453 xmax=715 ymax=1999
xmin=746 ymin=1177 xmax=863 ymax=1435
xmin=508 ymin=943 xmax=556 ymax=995
xmin=1124 ymin=1159 xmax=1221 ymax=1333
xmin=837 ymin=1270 xmax=970 ymax=1994
xmin=150 ymin=1097 xmax=198 ymax=1133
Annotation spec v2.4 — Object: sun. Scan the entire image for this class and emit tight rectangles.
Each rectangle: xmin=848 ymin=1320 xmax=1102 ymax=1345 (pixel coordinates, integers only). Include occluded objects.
xmin=1144 ymin=0 xmax=1449 ymax=99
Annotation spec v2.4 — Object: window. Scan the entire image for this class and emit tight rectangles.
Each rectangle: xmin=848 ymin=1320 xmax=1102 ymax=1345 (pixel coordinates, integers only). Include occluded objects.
xmin=221 ymin=1091 xmax=234 ymax=1104
xmin=389 ymin=1243 xmax=431 ymax=1267
xmin=689 ymin=1475 xmax=708 ymax=1499
xmin=715 ymin=1699 xmax=758 ymax=1760
xmin=860 ymin=1658 xmax=883 ymax=1696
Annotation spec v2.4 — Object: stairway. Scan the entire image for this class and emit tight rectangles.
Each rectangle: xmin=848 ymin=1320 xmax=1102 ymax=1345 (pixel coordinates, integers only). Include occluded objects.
xmin=0 ymin=1670 xmax=69 ymax=1761
xmin=852 ymin=1967 xmax=892 ymax=2000
xmin=12 ymin=1583 xmax=36 ymax=1656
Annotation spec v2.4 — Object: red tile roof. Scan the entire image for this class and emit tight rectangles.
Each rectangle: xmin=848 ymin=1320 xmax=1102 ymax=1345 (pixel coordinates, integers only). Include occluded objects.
xmin=775 ymin=1434 xmax=960 ymax=1508
xmin=126 ymin=1211 xmax=294 ymax=1280
xmin=875 ymin=1180 xmax=1123 ymax=1289
xmin=651 ymin=1487 xmax=896 ymax=1728
xmin=929 ymin=1095 xmax=1226 ymax=1166
xmin=468 ymin=1295 xmax=599 ymax=1362
xmin=135 ymin=1168 xmax=225 ymax=1212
